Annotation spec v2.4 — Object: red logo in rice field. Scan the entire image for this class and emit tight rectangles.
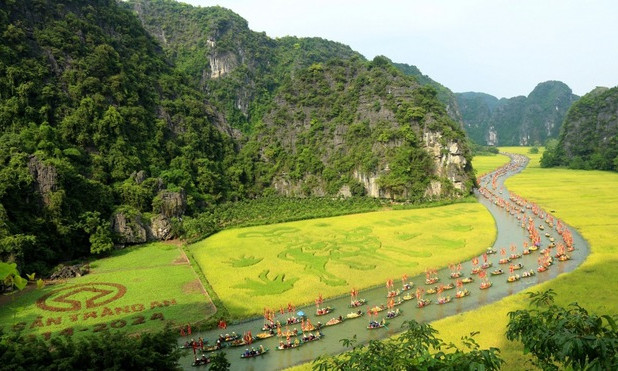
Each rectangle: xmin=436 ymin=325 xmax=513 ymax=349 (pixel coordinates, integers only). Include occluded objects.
xmin=36 ymin=283 xmax=127 ymax=312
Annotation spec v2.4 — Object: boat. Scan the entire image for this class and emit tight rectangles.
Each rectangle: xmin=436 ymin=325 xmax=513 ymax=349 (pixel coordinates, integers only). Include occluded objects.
xmin=346 ymin=311 xmax=364 ymax=319
xmin=471 ymin=267 xmax=482 ymax=275
xmin=510 ymin=254 xmax=522 ymax=260
xmin=479 ymin=281 xmax=492 ymax=290
xmin=442 ymin=283 xmax=455 ymax=290
xmin=549 ymin=237 xmax=555 ymax=242
xmin=301 ymin=332 xmax=323 ymax=343
xmin=426 ymin=287 xmax=437 ymax=294
xmin=348 ymin=299 xmax=367 ymax=308
xmin=367 ymin=320 xmax=387 ymax=329
xmin=490 ymin=269 xmax=504 ymax=276
xmin=276 ymin=341 xmax=302 ymax=350
xmin=537 ymin=266 xmax=548 ymax=272
xmin=386 ymin=309 xmax=401 ymax=319
xmin=521 ymin=270 xmax=536 ymax=278
xmin=450 ymin=271 xmax=462 ymax=279
xmin=369 ymin=305 xmax=386 ymax=312
xmin=402 ymin=282 xmax=414 ymax=291
xmin=316 ymin=307 xmax=333 ymax=316
xmin=417 ymin=298 xmax=432 ymax=308
xmin=277 ymin=329 xmax=299 ymax=338
xmin=284 ymin=317 xmax=302 ymax=325
xmin=386 ymin=290 xmax=401 ymax=298
xmin=522 ymin=249 xmax=531 ymax=255
xmin=498 ymin=258 xmax=511 ymax=264
xmin=486 ymin=248 xmax=497 ymax=254
xmin=545 ymin=232 xmax=551 ymax=237
xmin=529 ymin=245 xmax=539 ymax=251
xmin=436 ymin=296 xmax=452 ymax=305
xmin=255 ymin=332 xmax=275 ymax=340
xmin=240 ymin=348 xmax=269 ymax=359
xmin=392 ymin=297 xmax=405 ymax=306
xmin=455 ymin=289 xmax=470 ymax=298
xmin=481 ymin=262 xmax=493 ymax=269
xmin=402 ymin=293 xmax=414 ymax=301
xmin=461 ymin=277 xmax=474 ymax=284
xmin=192 ymin=356 xmax=211 ymax=366
xmin=510 ymin=263 xmax=523 ymax=270
xmin=425 ymin=277 xmax=439 ymax=285
xmin=557 ymin=254 xmax=571 ymax=261
xmin=218 ymin=333 xmax=240 ymax=343
xmin=507 ymin=275 xmax=520 ymax=283
xmin=261 ymin=323 xmax=277 ymax=331
xmin=539 ymin=225 xmax=545 ymax=230
xmin=229 ymin=337 xmax=257 ymax=347
xmin=324 ymin=317 xmax=345 ymax=327
xmin=202 ymin=344 xmax=224 ymax=353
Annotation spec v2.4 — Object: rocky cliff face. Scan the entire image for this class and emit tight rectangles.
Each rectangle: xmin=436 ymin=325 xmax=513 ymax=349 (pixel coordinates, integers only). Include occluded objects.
xmin=247 ymin=58 xmax=475 ymax=200
xmin=456 ymin=81 xmax=579 ymax=145
xmin=27 ymin=156 xmax=58 ymax=207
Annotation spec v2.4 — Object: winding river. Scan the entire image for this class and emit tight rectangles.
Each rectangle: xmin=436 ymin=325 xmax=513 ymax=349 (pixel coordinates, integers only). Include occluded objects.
xmin=179 ymin=153 xmax=590 ymax=370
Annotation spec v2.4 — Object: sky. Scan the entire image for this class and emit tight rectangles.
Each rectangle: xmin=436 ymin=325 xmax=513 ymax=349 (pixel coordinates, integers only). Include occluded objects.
xmin=180 ymin=0 xmax=618 ymax=98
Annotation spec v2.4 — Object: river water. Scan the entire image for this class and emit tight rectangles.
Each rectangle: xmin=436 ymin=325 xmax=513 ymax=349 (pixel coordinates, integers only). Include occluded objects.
xmin=179 ymin=153 xmax=589 ymax=370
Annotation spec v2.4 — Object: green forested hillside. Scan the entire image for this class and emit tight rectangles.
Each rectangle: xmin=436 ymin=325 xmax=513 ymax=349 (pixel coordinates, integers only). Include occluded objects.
xmin=0 ymin=0 xmax=234 ymax=272
xmin=0 ymin=0 xmax=476 ymax=274
xmin=456 ymin=81 xmax=578 ymax=145
xmin=541 ymin=86 xmax=618 ymax=170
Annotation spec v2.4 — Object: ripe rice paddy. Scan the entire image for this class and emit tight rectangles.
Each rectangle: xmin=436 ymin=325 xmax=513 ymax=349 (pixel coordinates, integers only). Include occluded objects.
xmin=0 ymin=242 xmax=214 ymax=340
xmin=190 ymin=203 xmax=496 ymax=318
xmin=432 ymin=147 xmax=618 ymax=367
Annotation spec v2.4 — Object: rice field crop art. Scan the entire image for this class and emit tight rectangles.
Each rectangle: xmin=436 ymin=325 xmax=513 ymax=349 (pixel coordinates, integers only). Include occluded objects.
xmin=190 ymin=203 xmax=495 ymax=318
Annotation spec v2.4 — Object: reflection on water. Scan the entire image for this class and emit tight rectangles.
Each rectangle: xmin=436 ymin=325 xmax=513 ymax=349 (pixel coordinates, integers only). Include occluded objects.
xmin=179 ymin=154 xmax=590 ymax=370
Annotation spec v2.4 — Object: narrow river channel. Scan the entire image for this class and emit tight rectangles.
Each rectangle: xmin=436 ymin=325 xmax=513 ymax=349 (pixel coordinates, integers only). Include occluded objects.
xmin=179 ymin=153 xmax=589 ymax=370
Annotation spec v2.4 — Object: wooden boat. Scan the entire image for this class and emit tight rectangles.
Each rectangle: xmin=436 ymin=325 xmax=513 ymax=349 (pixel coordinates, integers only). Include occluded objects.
xmin=521 ymin=270 xmax=536 ymax=278
xmin=455 ymin=289 xmax=470 ymax=298
xmin=367 ymin=321 xmax=388 ymax=329
xmin=511 ymin=263 xmax=523 ymax=270
xmin=240 ymin=348 xmax=269 ymax=359
xmin=346 ymin=311 xmax=364 ymax=319
xmin=255 ymin=332 xmax=274 ymax=340
xmin=549 ymin=237 xmax=555 ymax=242
xmin=261 ymin=323 xmax=277 ymax=331
xmin=230 ymin=337 xmax=257 ymax=347
xmin=417 ymin=299 xmax=432 ymax=308
xmin=323 ymin=317 xmax=345 ymax=327
xmin=537 ymin=266 xmax=548 ymax=272
xmin=479 ymin=281 xmax=492 ymax=290
xmin=315 ymin=307 xmax=333 ymax=316
xmin=486 ymin=248 xmax=497 ymax=254
xmin=436 ymin=296 xmax=452 ymax=305
xmin=490 ymin=269 xmax=504 ymax=276
xmin=510 ymin=254 xmax=522 ymax=260
xmin=277 ymin=329 xmax=299 ymax=338
xmin=386 ymin=309 xmax=401 ymax=319
xmin=301 ymin=332 xmax=323 ymax=343
xmin=218 ymin=333 xmax=240 ymax=342
xmin=471 ymin=267 xmax=482 ymax=275
xmin=386 ymin=290 xmax=401 ymax=298
xmin=425 ymin=277 xmax=439 ymax=285
xmin=545 ymin=232 xmax=551 ymax=237
xmin=402 ymin=293 xmax=414 ymax=301
xmin=461 ymin=277 xmax=474 ymax=284
xmin=450 ymin=271 xmax=462 ymax=279
xmin=349 ymin=299 xmax=367 ymax=308
xmin=498 ymin=258 xmax=511 ymax=265
xmin=442 ymin=283 xmax=455 ymax=290
xmin=276 ymin=341 xmax=302 ymax=350
xmin=522 ymin=249 xmax=531 ymax=255
xmin=529 ymin=245 xmax=539 ymax=251
xmin=481 ymin=262 xmax=493 ymax=269
xmin=192 ymin=357 xmax=211 ymax=366
xmin=369 ymin=305 xmax=386 ymax=313
xmin=507 ymin=275 xmax=520 ymax=283
xmin=402 ymin=282 xmax=414 ymax=291
xmin=202 ymin=344 xmax=224 ymax=353
xmin=284 ymin=317 xmax=302 ymax=325
xmin=557 ymin=254 xmax=571 ymax=261
xmin=392 ymin=298 xmax=405 ymax=306
xmin=426 ymin=287 xmax=437 ymax=294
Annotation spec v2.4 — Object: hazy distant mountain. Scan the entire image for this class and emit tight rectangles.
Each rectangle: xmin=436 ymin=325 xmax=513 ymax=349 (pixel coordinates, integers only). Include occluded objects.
xmin=456 ymin=81 xmax=579 ymax=146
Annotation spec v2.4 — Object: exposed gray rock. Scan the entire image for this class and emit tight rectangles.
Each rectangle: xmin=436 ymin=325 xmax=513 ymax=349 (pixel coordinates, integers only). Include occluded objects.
xmin=111 ymin=211 xmax=148 ymax=244
xmin=157 ymin=189 xmax=187 ymax=218
xmin=150 ymin=214 xmax=174 ymax=240
xmin=27 ymin=155 xmax=57 ymax=206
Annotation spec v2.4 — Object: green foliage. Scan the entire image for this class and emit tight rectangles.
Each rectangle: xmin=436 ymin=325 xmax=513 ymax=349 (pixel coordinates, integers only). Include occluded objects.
xmin=545 ymin=86 xmax=618 ymax=171
xmin=507 ymin=290 xmax=618 ymax=370
xmin=0 ymin=326 xmax=181 ymax=370
xmin=312 ymin=320 xmax=503 ymax=370
xmin=209 ymin=352 xmax=231 ymax=371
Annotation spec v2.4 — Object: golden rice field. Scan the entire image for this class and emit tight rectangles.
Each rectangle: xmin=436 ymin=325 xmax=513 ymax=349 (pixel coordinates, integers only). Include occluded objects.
xmin=190 ymin=203 xmax=495 ymax=318
xmin=432 ymin=147 xmax=618 ymax=367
